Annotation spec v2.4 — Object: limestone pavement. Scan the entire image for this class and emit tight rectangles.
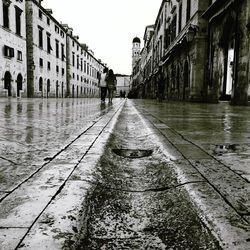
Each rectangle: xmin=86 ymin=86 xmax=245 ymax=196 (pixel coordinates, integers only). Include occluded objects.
xmin=0 ymin=98 xmax=249 ymax=249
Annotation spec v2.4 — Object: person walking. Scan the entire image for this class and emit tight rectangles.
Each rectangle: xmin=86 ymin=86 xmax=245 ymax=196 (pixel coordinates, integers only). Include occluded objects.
xmin=99 ymin=67 xmax=108 ymax=103
xmin=106 ymin=69 xmax=117 ymax=103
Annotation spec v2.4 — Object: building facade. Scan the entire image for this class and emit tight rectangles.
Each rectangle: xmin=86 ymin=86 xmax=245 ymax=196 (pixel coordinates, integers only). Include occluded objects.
xmin=0 ymin=0 xmax=105 ymax=99
xmin=131 ymin=0 xmax=250 ymax=105
xmin=63 ymin=27 xmax=102 ymax=98
xmin=115 ymin=74 xmax=130 ymax=97
xmin=0 ymin=0 xmax=27 ymax=98
xmin=26 ymin=0 xmax=67 ymax=98
xmin=203 ymin=0 xmax=250 ymax=105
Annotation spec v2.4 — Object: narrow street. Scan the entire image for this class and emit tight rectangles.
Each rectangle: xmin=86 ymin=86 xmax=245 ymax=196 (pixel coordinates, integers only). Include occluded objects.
xmin=0 ymin=98 xmax=249 ymax=249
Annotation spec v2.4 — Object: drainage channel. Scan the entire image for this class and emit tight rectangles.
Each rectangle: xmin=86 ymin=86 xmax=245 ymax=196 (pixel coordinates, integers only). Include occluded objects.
xmin=75 ymin=101 xmax=220 ymax=250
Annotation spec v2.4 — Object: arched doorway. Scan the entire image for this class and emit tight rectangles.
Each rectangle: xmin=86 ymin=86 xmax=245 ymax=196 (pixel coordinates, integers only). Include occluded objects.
xmin=183 ymin=60 xmax=189 ymax=100
xmin=4 ymin=71 xmax=12 ymax=97
xmin=16 ymin=74 xmax=23 ymax=97
xmin=39 ymin=77 xmax=43 ymax=96
xmin=56 ymin=81 xmax=59 ymax=98
xmin=47 ymin=79 xmax=50 ymax=98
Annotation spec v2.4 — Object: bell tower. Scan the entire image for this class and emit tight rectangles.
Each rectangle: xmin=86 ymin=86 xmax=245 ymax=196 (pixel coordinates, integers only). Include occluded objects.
xmin=132 ymin=37 xmax=141 ymax=68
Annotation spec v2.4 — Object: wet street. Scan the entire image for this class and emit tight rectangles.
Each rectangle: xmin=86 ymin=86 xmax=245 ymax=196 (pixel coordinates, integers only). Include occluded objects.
xmin=0 ymin=98 xmax=250 ymax=249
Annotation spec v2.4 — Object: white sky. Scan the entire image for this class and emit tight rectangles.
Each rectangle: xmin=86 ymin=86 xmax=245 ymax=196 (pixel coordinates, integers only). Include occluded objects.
xmin=42 ymin=0 xmax=162 ymax=75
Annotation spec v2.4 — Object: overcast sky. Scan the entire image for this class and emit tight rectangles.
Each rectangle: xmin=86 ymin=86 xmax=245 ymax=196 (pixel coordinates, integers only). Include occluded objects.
xmin=42 ymin=0 xmax=162 ymax=75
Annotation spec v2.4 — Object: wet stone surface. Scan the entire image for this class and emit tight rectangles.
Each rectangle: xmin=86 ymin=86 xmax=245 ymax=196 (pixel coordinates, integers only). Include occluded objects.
xmin=0 ymin=98 xmax=119 ymax=193
xmin=76 ymin=101 xmax=220 ymax=249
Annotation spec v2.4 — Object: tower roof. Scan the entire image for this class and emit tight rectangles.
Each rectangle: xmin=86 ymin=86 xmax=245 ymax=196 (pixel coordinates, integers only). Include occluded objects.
xmin=132 ymin=37 xmax=141 ymax=43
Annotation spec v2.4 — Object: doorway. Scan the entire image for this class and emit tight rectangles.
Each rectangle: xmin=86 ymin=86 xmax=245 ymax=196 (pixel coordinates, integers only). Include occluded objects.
xmin=4 ymin=71 xmax=12 ymax=97
xmin=183 ymin=60 xmax=189 ymax=100
xmin=17 ymin=74 xmax=23 ymax=97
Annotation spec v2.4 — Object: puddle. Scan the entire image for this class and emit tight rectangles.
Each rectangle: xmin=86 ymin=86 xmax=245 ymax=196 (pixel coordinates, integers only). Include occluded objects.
xmin=213 ymin=144 xmax=239 ymax=155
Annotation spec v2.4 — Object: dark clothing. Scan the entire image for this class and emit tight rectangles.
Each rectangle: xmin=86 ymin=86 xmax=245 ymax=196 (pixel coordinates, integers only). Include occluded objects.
xmin=101 ymin=87 xmax=107 ymax=102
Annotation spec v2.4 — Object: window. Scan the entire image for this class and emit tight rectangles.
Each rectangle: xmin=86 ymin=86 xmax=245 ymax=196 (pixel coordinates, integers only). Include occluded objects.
xmin=72 ymin=73 xmax=75 ymax=79
xmin=77 ymin=55 xmax=79 ymax=69
xmin=61 ymin=44 xmax=65 ymax=61
xmin=62 ymin=68 xmax=65 ymax=75
xmin=55 ymin=25 xmax=59 ymax=33
xmin=4 ymin=45 xmax=14 ymax=58
xmin=84 ymin=61 xmax=86 ymax=73
xmin=17 ymin=50 xmax=22 ymax=61
xmin=39 ymin=9 xmax=43 ymax=19
xmin=39 ymin=58 xmax=43 ymax=67
xmin=77 ymin=75 xmax=79 ymax=80
xmin=171 ymin=15 xmax=177 ymax=41
xmin=3 ymin=2 xmax=10 ymax=29
xmin=38 ymin=26 xmax=43 ymax=48
xmin=81 ymin=59 xmax=83 ymax=71
xmin=15 ymin=6 xmax=22 ymax=36
xmin=47 ymin=33 xmax=52 ymax=53
xmin=72 ymin=41 xmax=75 ymax=47
xmin=47 ymin=61 xmax=51 ymax=70
xmin=47 ymin=17 xmax=50 ymax=25
xmin=55 ymin=40 xmax=59 ymax=58
xmin=72 ymin=53 xmax=75 ymax=66
xmin=60 ymin=30 xmax=64 ymax=38
xmin=87 ymin=63 xmax=89 ymax=75
xmin=178 ymin=3 xmax=182 ymax=33
xmin=186 ymin=0 xmax=191 ymax=23
xmin=56 ymin=65 xmax=59 ymax=73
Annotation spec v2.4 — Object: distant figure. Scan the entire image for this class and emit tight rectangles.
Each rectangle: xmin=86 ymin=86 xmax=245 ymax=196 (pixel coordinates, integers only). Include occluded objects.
xmin=99 ymin=67 xmax=108 ymax=103
xmin=120 ymin=90 xmax=123 ymax=98
xmin=123 ymin=90 xmax=126 ymax=98
xmin=106 ymin=69 xmax=117 ymax=103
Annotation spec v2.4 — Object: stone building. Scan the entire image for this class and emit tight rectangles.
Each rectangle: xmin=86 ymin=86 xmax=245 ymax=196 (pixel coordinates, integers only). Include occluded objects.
xmin=131 ymin=37 xmax=142 ymax=98
xmin=0 ymin=0 xmax=104 ymax=99
xmin=25 ymin=0 xmax=67 ymax=97
xmin=63 ymin=26 xmax=102 ymax=98
xmin=0 ymin=0 xmax=27 ymax=98
xmin=132 ymin=0 xmax=250 ymax=105
xmin=203 ymin=0 xmax=250 ymax=105
xmin=161 ymin=0 xmax=210 ymax=101
xmin=115 ymin=74 xmax=130 ymax=97
xmin=142 ymin=25 xmax=154 ymax=98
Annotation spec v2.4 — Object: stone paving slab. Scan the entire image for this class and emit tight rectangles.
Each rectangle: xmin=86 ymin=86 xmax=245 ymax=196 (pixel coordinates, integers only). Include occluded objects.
xmin=18 ymin=180 xmax=92 ymax=250
xmin=174 ymin=144 xmax=212 ymax=159
xmin=0 ymin=162 xmax=76 ymax=227
xmin=0 ymin=228 xmax=28 ymax=250
xmin=190 ymin=159 xmax=250 ymax=216
xmin=185 ymin=182 xmax=250 ymax=250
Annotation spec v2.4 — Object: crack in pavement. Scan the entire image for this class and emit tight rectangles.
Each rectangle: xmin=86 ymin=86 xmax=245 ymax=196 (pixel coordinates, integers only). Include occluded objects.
xmin=0 ymin=156 xmax=18 ymax=165
xmin=78 ymin=178 xmax=206 ymax=193
xmin=0 ymin=227 xmax=28 ymax=229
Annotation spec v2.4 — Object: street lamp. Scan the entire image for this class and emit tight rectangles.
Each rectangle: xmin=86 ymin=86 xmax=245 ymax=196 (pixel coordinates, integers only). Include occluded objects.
xmin=185 ymin=25 xmax=198 ymax=43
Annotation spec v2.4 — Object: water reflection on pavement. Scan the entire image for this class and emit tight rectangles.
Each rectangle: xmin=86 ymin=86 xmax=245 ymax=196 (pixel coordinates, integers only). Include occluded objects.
xmin=0 ymin=98 xmax=119 ymax=193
